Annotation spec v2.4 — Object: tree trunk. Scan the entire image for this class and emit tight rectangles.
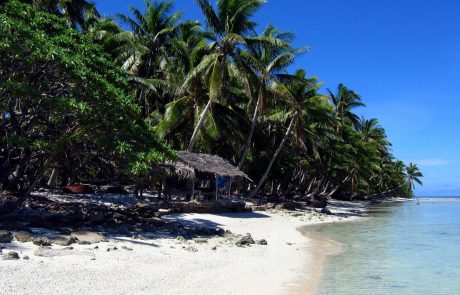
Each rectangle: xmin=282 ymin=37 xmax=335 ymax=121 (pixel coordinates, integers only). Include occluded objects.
xmin=187 ymin=99 xmax=212 ymax=152
xmin=24 ymin=158 xmax=52 ymax=196
xmin=47 ymin=167 xmax=59 ymax=188
xmin=248 ymin=114 xmax=296 ymax=198
xmin=237 ymin=86 xmax=264 ymax=169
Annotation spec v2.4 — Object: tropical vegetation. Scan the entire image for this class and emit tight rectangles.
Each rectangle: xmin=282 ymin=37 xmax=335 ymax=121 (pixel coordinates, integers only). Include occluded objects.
xmin=0 ymin=0 xmax=422 ymax=200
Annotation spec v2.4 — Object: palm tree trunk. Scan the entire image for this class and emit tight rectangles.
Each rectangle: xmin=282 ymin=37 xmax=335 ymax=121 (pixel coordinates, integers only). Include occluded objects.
xmin=248 ymin=114 xmax=296 ymax=198
xmin=237 ymin=93 xmax=262 ymax=169
xmin=187 ymin=99 xmax=212 ymax=152
xmin=47 ymin=167 xmax=59 ymax=188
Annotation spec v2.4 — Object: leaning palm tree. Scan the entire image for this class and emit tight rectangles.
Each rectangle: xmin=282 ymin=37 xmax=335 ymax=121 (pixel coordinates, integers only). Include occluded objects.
xmin=235 ymin=25 xmax=306 ymax=169
xmin=188 ymin=0 xmax=287 ymax=152
xmin=405 ymin=162 xmax=423 ymax=192
xmin=248 ymin=69 xmax=325 ymax=198
xmin=155 ymin=21 xmax=247 ymax=152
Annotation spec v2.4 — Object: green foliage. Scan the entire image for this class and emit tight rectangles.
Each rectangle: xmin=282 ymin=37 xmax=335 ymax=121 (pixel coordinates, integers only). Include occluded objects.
xmin=0 ymin=0 xmax=174 ymax=193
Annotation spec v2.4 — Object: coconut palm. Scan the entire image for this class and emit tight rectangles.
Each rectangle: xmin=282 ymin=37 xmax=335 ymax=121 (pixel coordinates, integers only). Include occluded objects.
xmin=235 ymin=25 xmax=306 ymax=169
xmin=405 ymin=163 xmax=423 ymax=192
xmin=116 ymin=1 xmax=181 ymax=74
xmin=188 ymin=0 xmax=286 ymax=152
xmin=328 ymin=83 xmax=364 ymax=133
xmin=248 ymin=69 xmax=325 ymax=198
xmin=116 ymin=0 xmax=182 ymax=116
xmin=155 ymin=22 xmax=247 ymax=153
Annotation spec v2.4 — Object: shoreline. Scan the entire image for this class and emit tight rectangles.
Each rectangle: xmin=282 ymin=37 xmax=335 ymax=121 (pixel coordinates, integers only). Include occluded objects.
xmin=0 ymin=202 xmax=370 ymax=295
xmin=295 ymin=197 xmax=409 ymax=294
xmin=293 ymin=200 xmax=370 ymax=294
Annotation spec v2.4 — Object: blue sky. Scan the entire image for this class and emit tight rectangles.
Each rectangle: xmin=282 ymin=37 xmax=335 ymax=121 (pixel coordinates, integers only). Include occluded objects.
xmin=94 ymin=0 xmax=460 ymax=196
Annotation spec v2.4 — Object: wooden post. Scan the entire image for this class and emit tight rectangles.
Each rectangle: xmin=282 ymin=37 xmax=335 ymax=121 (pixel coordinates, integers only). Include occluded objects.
xmin=191 ymin=172 xmax=195 ymax=201
xmin=214 ymin=174 xmax=218 ymax=202
xmin=228 ymin=177 xmax=231 ymax=197
xmin=159 ymin=178 xmax=164 ymax=201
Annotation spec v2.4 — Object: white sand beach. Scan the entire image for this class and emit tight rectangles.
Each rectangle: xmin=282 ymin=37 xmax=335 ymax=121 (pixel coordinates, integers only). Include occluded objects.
xmin=0 ymin=204 xmax=365 ymax=295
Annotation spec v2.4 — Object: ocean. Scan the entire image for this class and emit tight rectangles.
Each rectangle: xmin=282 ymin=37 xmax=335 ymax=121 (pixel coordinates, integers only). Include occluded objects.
xmin=302 ymin=198 xmax=460 ymax=294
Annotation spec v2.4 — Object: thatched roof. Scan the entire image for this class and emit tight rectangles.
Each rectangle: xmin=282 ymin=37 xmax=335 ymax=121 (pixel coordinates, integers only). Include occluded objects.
xmin=169 ymin=151 xmax=247 ymax=178
xmin=161 ymin=160 xmax=195 ymax=179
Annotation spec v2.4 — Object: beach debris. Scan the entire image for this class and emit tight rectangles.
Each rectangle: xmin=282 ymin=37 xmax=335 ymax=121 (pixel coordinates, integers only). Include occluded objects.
xmin=48 ymin=235 xmax=76 ymax=246
xmin=321 ymin=207 xmax=332 ymax=215
xmin=63 ymin=184 xmax=94 ymax=194
xmin=175 ymin=236 xmax=187 ymax=243
xmin=121 ymin=246 xmax=133 ymax=251
xmin=32 ymin=237 xmax=51 ymax=246
xmin=14 ymin=231 xmax=75 ymax=247
xmin=215 ymin=228 xmax=226 ymax=237
xmin=194 ymin=238 xmax=208 ymax=244
xmin=0 ymin=230 xmax=13 ymax=243
xmin=184 ymin=245 xmax=198 ymax=252
xmin=286 ymin=242 xmax=293 ymax=246
xmin=70 ymin=231 xmax=108 ymax=244
xmin=211 ymin=246 xmax=217 ymax=251
xmin=274 ymin=202 xmax=299 ymax=211
xmin=23 ymin=255 xmax=30 ymax=260
xmin=308 ymin=198 xmax=328 ymax=208
xmin=255 ymin=239 xmax=267 ymax=245
xmin=235 ymin=233 xmax=255 ymax=247
xmin=223 ymin=230 xmax=233 ymax=237
xmin=99 ymin=185 xmax=127 ymax=194
xmin=3 ymin=251 xmax=19 ymax=260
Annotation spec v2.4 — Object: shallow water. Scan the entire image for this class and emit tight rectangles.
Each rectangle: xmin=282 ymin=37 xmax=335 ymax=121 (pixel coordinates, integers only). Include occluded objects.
xmin=302 ymin=198 xmax=460 ymax=295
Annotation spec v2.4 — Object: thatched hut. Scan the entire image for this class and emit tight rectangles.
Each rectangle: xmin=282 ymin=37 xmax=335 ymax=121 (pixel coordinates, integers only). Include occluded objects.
xmin=162 ymin=151 xmax=248 ymax=201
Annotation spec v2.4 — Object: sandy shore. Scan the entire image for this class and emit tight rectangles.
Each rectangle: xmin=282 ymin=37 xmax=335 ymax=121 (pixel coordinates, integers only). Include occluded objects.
xmin=0 ymin=204 xmax=365 ymax=295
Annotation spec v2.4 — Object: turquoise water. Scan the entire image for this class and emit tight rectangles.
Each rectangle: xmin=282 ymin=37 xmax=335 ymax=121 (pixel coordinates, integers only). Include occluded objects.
xmin=304 ymin=198 xmax=460 ymax=295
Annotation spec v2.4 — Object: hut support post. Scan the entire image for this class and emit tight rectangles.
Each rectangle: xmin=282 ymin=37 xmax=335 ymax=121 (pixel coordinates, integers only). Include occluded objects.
xmin=228 ymin=177 xmax=231 ymax=197
xmin=214 ymin=174 xmax=218 ymax=202
xmin=159 ymin=177 xmax=164 ymax=201
xmin=191 ymin=173 xmax=195 ymax=201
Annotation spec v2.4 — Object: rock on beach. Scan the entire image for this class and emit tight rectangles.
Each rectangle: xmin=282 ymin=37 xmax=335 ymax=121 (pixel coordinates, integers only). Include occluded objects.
xmin=0 ymin=230 xmax=13 ymax=243
xmin=70 ymin=231 xmax=108 ymax=244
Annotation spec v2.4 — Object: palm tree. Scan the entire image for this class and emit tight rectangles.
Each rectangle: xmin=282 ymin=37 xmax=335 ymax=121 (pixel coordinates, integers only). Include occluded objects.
xmin=248 ymin=69 xmax=324 ymax=198
xmin=328 ymin=83 xmax=364 ymax=133
xmin=154 ymin=20 xmax=247 ymax=153
xmin=116 ymin=0 xmax=182 ymax=116
xmin=188 ymin=0 xmax=279 ymax=152
xmin=405 ymin=162 xmax=423 ymax=192
xmin=235 ymin=25 xmax=306 ymax=169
